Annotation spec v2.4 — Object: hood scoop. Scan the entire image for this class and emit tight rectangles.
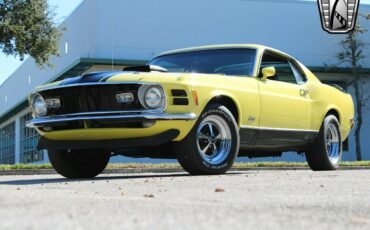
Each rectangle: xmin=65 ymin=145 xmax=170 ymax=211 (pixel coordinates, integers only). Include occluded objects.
xmin=123 ymin=65 xmax=168 ymax=73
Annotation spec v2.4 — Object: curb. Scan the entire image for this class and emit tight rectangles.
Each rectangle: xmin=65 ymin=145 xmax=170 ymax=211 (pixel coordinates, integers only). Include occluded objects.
xmin=0 ymin=166 xmax=369 ymax=176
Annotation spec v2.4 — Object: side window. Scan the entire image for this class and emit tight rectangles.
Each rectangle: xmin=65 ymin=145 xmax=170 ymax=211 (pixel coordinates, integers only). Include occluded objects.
xmin=260 ymin=52 xmax=298 ymax=84
xmin=289 ymin=61 xmax=306 ymax=84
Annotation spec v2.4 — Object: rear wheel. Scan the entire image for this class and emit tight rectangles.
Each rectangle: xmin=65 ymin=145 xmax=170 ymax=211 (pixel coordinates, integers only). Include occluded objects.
xmin=306 ymin=115 xmax=342 ymax=171
xmin=174 ymin=103 xmax=239 ymax=175
xmin=48 ymin=149 xmax=111 ymax=179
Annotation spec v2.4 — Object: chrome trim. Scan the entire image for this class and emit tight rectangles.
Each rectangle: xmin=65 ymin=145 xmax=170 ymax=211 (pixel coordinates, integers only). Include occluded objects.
xmin=151 ymin=47 xmax=259 ymax=78
xmin=326 ymin=122 xmax=341 ymax=165
xmin=138 ymin=85 xmax=167 ymax=110
xmin=26 ymin=113 xmax=197 ymax=128
xmin=196 ymin=114 xmax=232 ymax=165
xmin=30 ymin=82 xmax=168 ymax=115
xmin=40 ymin=109 xmax=167 ymax=118
xmin=29 ymin=93 xmax=47 ymax=118
xmin=240 ymin=125 xmax=319 ymax=133
xmin=35 ymin=81 xmax=160 ymax=92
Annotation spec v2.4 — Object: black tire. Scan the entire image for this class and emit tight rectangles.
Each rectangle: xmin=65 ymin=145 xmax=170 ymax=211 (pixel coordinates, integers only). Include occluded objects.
xmin=48 ymin=149 xmax=111 ymax=179
xmin=306 ymin=115 xmax=342 ymax=171
xmin=174 ymin=103 xmax=240 ymax=175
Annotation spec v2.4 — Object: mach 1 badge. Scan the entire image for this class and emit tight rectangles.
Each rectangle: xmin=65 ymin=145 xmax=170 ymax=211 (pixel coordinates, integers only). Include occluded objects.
xmin=318 ymin=0 xmax=360 ymax=33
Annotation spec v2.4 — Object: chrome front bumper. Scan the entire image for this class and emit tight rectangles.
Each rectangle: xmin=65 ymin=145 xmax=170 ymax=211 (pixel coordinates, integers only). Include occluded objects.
xmin=26 ymin=113 xmax=197 ymax=128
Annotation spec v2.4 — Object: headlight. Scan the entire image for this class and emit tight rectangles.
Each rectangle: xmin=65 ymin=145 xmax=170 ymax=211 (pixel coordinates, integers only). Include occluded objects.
xmin=138 ymin=85 xmax=166 ymax=110
xmin=31 ymin=94 xmax=47 ymax=117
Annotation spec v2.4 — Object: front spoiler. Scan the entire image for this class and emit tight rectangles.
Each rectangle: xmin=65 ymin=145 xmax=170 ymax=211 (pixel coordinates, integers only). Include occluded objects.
xmin=38 ymin=129 xmax=180 ymax=150
xmin=26 ymin=113 xmax=197 ymax=128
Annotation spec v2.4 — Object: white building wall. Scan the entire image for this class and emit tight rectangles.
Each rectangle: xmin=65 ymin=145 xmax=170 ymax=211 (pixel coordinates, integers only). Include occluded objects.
xmin=90 ymin=0 xmax=370 ymax=66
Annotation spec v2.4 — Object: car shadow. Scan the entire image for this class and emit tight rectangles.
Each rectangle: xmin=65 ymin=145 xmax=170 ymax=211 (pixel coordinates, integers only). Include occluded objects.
xmin=0 ymin=172 xmax=243 ymax=186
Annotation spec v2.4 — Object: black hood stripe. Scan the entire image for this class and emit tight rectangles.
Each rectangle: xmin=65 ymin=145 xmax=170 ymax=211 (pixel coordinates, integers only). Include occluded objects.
xmin=60 ymin=71 xmax=121 ymax=86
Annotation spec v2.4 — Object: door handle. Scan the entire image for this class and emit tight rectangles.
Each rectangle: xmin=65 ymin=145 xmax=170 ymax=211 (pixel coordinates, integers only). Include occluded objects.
xmin=299 ymin=89 xmax=309 ymax=97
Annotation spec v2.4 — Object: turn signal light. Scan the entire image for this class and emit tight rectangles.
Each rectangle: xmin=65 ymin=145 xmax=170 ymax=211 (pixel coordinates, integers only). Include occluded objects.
xmin=45 ymin=98 xmax=61 ymax=108
xmin=350 ymin=119 xmax=355 ymax=129
xmin=116 ymin=92 xmax=134 ymax=103
xmin=191 ymin=89 xmax=198 ymax=106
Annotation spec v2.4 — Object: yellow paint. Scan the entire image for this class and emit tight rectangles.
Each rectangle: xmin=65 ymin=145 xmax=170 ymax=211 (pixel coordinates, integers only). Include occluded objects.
xmin=35 ymin=44 xmax=354 ymax=142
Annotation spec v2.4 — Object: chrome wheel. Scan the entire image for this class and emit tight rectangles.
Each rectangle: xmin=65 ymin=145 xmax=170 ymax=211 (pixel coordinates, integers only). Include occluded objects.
xmin=306 ymin=115 xmax=341 ymax=171
xmin=326 ymin=123 xmax=340 ymax=165
xmin=196 ymin=115 xmax=232 ymax=164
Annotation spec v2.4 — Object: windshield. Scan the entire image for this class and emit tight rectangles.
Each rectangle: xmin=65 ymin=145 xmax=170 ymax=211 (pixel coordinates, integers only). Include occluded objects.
xmin=149 ymin=48 xmax=257 ymax=76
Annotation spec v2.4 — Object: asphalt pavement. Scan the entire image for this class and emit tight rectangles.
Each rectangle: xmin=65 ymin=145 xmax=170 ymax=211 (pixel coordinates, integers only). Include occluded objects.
xmin=0 ymin=169 xmax=369 ymax=230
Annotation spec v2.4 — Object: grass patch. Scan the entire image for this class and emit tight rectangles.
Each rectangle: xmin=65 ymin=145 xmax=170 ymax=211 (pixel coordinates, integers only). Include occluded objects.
xmin=0 ymin=163 xmax=52 ymax=170
xmin=0 ymin=161 xmax=369 ymax=171
xmin=338 ymin=161 xmax=370 ymax=166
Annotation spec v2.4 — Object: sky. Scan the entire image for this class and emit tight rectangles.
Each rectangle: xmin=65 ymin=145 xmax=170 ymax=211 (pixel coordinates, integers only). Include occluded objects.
xmin=0 ymin=0 xmax=369 ymax=85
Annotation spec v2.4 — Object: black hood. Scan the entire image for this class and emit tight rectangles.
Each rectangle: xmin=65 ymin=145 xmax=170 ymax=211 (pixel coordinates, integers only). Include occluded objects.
xmin=60 ymin=71 xmax=121 ymax=85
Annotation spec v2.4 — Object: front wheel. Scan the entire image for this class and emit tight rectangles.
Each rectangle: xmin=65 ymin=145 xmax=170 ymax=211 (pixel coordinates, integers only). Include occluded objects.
xmin=306 ymin=115 xmax=342 ymax=171
xmin=174 ymin=103 xmax=240 ymax=175
xmin=48 ymin=149 xmax=111 ymax=179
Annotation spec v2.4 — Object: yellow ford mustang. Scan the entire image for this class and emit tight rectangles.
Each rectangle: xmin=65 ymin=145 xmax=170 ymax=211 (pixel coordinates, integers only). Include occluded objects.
xmin=27 ymin=44 xmax=354 ymax=178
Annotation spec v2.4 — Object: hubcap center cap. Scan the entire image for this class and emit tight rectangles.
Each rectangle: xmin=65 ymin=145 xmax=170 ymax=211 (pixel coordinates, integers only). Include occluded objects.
xmin=210 ymin=137 xmax=218 ymax=143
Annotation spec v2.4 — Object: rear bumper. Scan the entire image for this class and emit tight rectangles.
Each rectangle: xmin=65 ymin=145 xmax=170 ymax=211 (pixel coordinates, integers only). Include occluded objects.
xmin=38 ymin=129 xmax=179 ymax=150
xmin=26 ymin=113 xmax=197 ymax=128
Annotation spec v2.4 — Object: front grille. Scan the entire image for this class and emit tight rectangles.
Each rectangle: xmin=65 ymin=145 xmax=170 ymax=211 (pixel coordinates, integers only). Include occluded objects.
xmin=39 ymin=84 xmax=143 ymax=116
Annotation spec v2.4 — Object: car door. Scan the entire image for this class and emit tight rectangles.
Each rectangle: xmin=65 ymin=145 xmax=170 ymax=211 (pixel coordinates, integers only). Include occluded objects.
xmin=257 ymin=51 xmax=312 ymax=141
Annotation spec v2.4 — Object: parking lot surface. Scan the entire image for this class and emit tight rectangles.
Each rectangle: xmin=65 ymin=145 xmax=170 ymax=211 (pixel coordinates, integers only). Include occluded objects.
xmin=0 ymin=169 xmax=369 ymax=230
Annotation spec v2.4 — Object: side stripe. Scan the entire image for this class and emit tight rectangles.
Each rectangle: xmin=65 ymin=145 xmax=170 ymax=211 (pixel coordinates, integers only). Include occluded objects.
xmin=240 ymin=125 xmax=319 ymax=133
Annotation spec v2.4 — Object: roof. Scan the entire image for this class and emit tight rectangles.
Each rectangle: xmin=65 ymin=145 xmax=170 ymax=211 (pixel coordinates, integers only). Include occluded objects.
xmin=154 ymin=44 xmax=299 ymax=62
xmin=156 ymin=44 xmax=264 ymax=56
xmin=155 ymin=44 xmax=370 ymax=74
xmin=157 ymin=44 xmax=285 ymax=55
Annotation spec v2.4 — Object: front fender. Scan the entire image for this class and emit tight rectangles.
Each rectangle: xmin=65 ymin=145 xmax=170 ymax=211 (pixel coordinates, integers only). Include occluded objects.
xmin=201 ymin=90 xmax=242 ymax=126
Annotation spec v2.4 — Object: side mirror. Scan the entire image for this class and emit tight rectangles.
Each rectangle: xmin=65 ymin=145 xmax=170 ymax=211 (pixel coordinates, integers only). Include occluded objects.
xmin=261 ymin=66 xmax=276 ymax=80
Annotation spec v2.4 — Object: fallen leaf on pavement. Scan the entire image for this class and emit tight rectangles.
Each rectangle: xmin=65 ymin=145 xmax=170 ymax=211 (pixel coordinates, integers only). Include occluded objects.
xmin=215 ymin=188 xmax=225 ymax=192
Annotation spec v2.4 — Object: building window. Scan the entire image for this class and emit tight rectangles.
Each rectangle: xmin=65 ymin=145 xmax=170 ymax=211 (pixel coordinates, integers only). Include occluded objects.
xmin=0 ymin=122 xmax=16 ymax=164
xmin=20 ymin=114 xmax=44 ymax=163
